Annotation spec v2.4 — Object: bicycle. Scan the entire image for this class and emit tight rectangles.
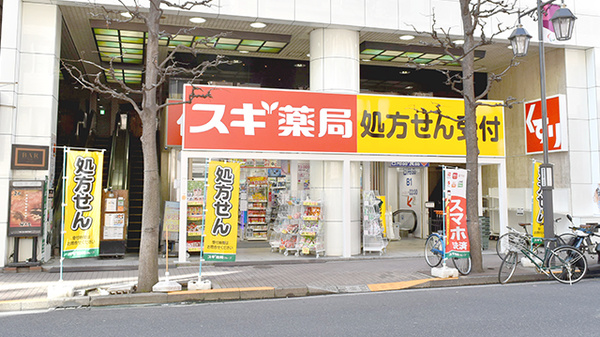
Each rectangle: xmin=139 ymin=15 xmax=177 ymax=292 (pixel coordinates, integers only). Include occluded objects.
xmin=424 ymin=232 xmax=472 ymax=275
xmin=498 ymin=234 xmax=587 ymax=285
xmin=560 ymin=214 xmax=600 ymax=263
xmin=496 ymin=220 xmax=568 ymax=261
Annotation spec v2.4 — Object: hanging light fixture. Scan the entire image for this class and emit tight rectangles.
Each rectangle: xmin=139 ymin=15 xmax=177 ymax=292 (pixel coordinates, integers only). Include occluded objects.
xmin=508 ymin=23 xmax=532 ymax=57
xmin=550 ymin=2 xmax=577 ymax=41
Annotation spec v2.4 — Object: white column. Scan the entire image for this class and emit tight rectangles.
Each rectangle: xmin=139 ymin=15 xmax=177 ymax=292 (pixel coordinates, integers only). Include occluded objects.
xmin=178 ymin=152 xmax=189 ymax=263
xmin=0 ymin=2 xmax=61 ymax=267
xmin=498 ymin=161 xmax=508 ymax=238
xmin=309 ymin=28 xmax=360 ymax=256
xmin=290 ymin=160 xmax=298 ymax=192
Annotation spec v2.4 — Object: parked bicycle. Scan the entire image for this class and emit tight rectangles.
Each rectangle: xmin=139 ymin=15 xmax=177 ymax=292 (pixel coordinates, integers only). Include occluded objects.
xmin=496 ymin=220 xmax=568 ymax=260
xmin=559 ymin=214 xmax=600 ymax=263
xmin=424 ymin=232 xmax=472 ymax=275
xmin=498 ymin=234 xmax=587 ymax=284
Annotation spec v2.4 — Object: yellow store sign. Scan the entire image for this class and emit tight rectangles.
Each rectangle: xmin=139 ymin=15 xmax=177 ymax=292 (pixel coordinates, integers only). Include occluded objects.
xmin=203 ymin=161 xmax=241 ymax=261
xmin=356 ymin=95 xmax=505 ymax=156
xmin=63 ymin=150 xmax=103 ymax=258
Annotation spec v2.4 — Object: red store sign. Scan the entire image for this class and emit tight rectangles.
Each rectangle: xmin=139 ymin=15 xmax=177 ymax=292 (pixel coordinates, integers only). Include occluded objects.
xmin=182 ymin=85 xmax=357 ymax=153
xmin=524 ymin=95 xmax=567 ymax=154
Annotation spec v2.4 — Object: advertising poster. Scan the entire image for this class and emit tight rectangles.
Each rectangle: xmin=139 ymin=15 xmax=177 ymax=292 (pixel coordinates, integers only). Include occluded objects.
xmin=63 ymin=150 xmax=103 ymax=258
xmin=443 ymin=167 xmax=470 ymax=258
xmin=203 ymin=161 xmax=241 ymax=261
xmin=532 ymin=161 xmax=544 ymax=243
xmin=8 ymin=180 xmax=45 ymax=237
xmin=163 ymin=201 xmax=180 ymax=241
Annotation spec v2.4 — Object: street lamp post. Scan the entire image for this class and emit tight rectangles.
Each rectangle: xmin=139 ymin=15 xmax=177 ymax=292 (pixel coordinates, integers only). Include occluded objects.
xmin=508 ymin=0 xmax=576 ymax=239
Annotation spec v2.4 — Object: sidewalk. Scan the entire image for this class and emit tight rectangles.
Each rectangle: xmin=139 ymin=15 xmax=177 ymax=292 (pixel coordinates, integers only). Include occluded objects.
xmin=4 ymin=245 xmax=590 ymax=312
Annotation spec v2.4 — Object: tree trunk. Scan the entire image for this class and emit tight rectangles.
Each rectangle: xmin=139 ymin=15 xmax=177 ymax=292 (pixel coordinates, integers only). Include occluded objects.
xmin=137 ymin=0 xmax=161 ymax=292
xmin=460 ymin=0 xmax=483 ymax=273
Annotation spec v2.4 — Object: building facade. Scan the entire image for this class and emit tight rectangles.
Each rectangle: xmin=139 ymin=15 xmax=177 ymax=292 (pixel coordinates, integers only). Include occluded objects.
xmin=1 ymin=0 xmax=599 ymax=267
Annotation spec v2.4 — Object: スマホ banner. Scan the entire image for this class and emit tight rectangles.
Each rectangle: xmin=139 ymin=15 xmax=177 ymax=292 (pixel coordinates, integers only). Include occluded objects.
xmin=63 ymin=150 xmax=103 ymax=258
xmin=203 ymin=161 xmax=241 ymax=261
xmin=532 ymin=161 xmax=544 ymax=243
xmin=444 ymin=167 xmax=470 ymax=258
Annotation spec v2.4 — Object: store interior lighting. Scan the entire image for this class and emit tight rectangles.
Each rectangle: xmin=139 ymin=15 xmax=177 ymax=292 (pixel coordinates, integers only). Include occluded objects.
xmin=360 ymin=41 xmax=485 ymax=66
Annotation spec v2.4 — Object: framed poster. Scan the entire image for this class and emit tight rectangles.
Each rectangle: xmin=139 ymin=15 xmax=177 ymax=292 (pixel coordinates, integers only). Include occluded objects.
xmin=8 ymin=180 xmax=45 ymax=237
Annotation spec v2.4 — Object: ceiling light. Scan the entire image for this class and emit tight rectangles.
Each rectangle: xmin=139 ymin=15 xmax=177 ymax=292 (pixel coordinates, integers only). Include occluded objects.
xmin=120 ymin=12 xmax=132 ymax=18
xmin=250 ymin=22 xmax=267 ymax=29
xmin=454 ymin=39 xmax=464 ymax=45
xmin=405 ymin=85 xmax=413 ymax=90
xmin=507 ymin=45 xmax=513 ymax=49
xmin=306 ymin=53 xmax=310 ymax=57
xmin=362 ymin=59 xmax=371 ymax=62
xmin=400 ymin=70 xmax=410 ymax=75
xmin=399 ymin=35 xmax=415 ymax=41
xmin=239 ymin=50 xmax=249 ymax=54
xmin=189 ymin=17 xmax=206 ymax=24
xmin=294 ymin=63 xmax=306 ymax=68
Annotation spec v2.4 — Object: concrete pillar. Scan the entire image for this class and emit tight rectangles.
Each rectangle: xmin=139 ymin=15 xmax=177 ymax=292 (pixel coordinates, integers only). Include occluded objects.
xmin=309 ymin=28 xmax=360 ymax=256
xmin=0 ymin=1 xmax=61 ymax=267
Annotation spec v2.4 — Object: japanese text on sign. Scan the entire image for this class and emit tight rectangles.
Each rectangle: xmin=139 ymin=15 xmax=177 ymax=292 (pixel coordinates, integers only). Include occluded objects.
xmin=71 ymin=156 xmax=96 ymax=231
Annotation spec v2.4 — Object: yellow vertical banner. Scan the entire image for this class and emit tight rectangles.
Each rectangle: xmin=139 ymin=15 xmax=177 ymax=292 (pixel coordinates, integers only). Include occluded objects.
xmin=532 ymin=161 xmax=544 ymax=243
xmin=63 ymin=150 xmax=103 ymax=258
xmin=378 ymin=196 xmax=386 ymax=237
xmin=203 ymin=161 xmax=241 ymax=261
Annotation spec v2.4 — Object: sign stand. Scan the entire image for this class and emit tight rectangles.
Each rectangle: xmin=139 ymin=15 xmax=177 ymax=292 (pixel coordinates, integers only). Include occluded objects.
xmin=189 ymin=158 xmax=211 ymax=290
xmin=152 ymin=215 xmax=182 ymax=292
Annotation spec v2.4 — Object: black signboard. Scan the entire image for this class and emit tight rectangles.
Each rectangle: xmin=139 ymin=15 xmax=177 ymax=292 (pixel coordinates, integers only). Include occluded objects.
xmin=11 ymin=144 xmax=49 ymax=170
xmin=8 ymin=180 xmax=44 ymax=237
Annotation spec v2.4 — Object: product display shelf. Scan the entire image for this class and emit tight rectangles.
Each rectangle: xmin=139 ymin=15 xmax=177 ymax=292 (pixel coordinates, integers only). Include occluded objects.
xmin=362 ymin=191 xmax=388 ymax=255
xmin=246 ymin=176 xmax=269 ymax=241
xmin=297 ymin=199 xmax=325 ymax=258
xmin=275 ymin=193 xmax=301 ymax=256
xmin=186 ymin=201 xmax=204 ymax=252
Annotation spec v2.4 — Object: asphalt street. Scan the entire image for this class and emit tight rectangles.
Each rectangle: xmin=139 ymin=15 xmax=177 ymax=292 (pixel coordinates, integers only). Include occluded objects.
xmin=2 ymin=279 xmax=598 ymax=337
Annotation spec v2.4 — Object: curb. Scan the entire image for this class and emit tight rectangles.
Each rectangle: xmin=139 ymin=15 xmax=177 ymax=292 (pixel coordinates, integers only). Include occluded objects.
xmin=3 ymin=266 xmax=598 ymax=312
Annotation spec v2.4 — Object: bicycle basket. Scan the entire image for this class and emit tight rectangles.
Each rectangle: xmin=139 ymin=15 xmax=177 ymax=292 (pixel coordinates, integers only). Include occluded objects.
xmin=507 ymin=234 xmax=528 ymax=252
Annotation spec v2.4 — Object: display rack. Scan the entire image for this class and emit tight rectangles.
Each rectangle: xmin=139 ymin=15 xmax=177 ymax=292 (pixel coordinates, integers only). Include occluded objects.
xmin=298 ymin=198 xmax=325 ymax=258
xmin=272 ymin=192 xmax=301 ymax=256
xmin=186 ymin=180 xmax=205 ymax=252
xmin=246 ymin=176 xmax=269 ymax=240
xmin=362 ymin=191 xmax=388 ymax=255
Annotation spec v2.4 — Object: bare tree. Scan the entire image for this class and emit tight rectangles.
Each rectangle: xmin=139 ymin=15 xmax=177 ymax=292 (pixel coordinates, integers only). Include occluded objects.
xmin=413 ymin=0 xmax=519 ymax=272
xmin=63 ymin=0 xmax=227 ymax=291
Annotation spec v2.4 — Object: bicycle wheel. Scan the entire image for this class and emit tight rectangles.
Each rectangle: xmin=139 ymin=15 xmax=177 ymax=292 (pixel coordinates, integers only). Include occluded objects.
xmin=545 ymin=246 xmax=587 ymax=284
xmin=496 ymin=232 xmax=522 ymax=260
xmin=498 ymin=251 xmax=518 ymax=284
xmin=452 ymin=256 xmax=472 ymax=275
xmin=424 ymin=234 xmax=443 ymax=267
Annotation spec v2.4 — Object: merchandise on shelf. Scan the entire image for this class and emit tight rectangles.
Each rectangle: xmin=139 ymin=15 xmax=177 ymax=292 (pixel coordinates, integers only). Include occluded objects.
xmin=362 ymin=190 xmax=388 ymax=255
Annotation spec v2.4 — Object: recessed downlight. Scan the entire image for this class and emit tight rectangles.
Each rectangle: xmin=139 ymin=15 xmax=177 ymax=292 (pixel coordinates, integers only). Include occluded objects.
xmin=120 ymin=12 xmax=132 ymax=18
xmin=189 ymin=17 xmax=206 ymax=24
xmin=250 ymin=22 xmax=267 ymax=28
xmin=399 ymin=35 xmax=415 ymax=41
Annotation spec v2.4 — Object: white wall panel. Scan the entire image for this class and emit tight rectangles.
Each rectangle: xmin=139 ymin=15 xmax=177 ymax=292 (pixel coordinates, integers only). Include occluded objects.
xmin=294 ymin=0 xmax=331 ymax=25
xmin=365 ymin=0 xmax=398 ymax=30
xmin=17 ymin=53 xmax=57 ymax=97
xmin=568 ymin=119 xmax=591 ymax=151
xmin=257 ymin=0 xmax=294 ymax=22
xmin=330 ymin=0 xmax=365 ymax=27
xmin=569 ymin=151 xmax=592 ymax=184
xmin=565 ymin=49 xmax=587 ymax=88
xmin=219 ymin=0 xmax=258 ymax=19
xmin=15 ymin=96 xmax=56 ymax=139
xmin=571 ymin=184 xmax=598 ymax=216
xmin=566 ymin=87 xmax=589 ymax=119
xmin=21 ymin=3 xmax=60 ymax=54
xmin=399 ymin=1 xmax=432 ymax=32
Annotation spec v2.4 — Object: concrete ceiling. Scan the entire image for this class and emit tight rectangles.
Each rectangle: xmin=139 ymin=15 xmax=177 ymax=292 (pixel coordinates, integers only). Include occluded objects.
xmin=58 ymin=3 xmax=545 ymax=88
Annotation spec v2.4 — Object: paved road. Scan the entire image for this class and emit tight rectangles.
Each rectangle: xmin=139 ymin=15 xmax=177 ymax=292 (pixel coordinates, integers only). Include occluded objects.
xmin=3 ymin=279 xmax=598 ymax=337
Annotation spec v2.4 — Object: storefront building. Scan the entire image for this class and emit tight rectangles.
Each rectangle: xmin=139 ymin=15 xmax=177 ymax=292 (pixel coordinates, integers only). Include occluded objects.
xmin=1 ymin=0 xmax=600 ymax=266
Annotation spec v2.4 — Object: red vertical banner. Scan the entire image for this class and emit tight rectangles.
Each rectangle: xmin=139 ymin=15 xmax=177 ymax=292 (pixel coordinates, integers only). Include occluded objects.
xmin=444 ymin=167 xmax=470 ymax=258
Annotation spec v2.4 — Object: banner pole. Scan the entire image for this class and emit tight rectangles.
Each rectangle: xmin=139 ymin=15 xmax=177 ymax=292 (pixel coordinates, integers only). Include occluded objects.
xmin=198 ymin=158 xmax=210 ymax=281
xmin=442 ymin=166 xmax=447 ymax=267
xmin=59 ymin=148 xmax=69 ymax=281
